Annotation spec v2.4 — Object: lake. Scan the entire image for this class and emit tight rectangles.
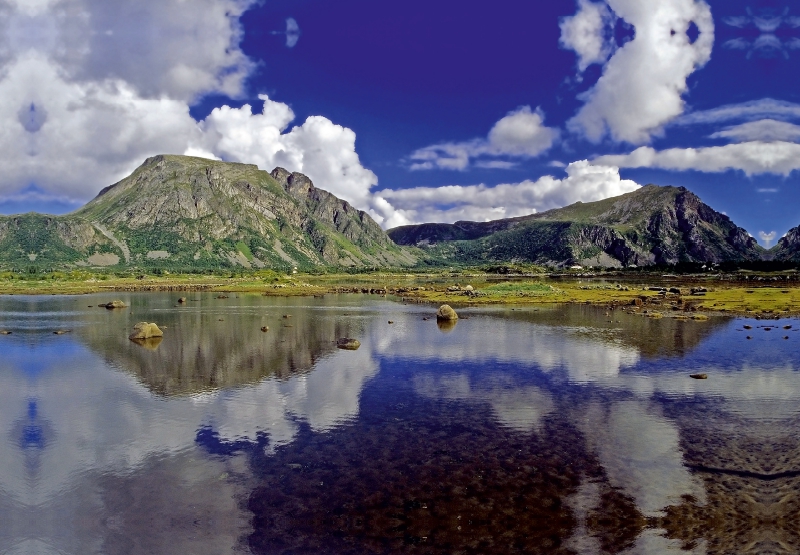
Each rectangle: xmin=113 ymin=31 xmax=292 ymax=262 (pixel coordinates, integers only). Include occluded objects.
xmin=0 ymin=292 xmax=797 ymax=554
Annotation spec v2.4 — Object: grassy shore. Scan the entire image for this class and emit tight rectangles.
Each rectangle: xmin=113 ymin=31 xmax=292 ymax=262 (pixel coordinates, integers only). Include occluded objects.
xmin=1 ymin=269 xmax=800 ymax=317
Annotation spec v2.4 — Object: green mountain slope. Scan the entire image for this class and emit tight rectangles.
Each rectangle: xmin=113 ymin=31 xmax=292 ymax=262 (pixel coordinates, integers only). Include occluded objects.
xmin=0 ymin=155 xmax=416 ymax=270
xmin=388 ymin=185 xmax=765 ymax=267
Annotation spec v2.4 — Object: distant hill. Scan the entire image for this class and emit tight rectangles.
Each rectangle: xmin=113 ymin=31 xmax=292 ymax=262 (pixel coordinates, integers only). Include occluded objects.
xmin=0 ymin=155 xmax=415 ymax=270
xmin=388 ymin=185 xmax=766 ymax=267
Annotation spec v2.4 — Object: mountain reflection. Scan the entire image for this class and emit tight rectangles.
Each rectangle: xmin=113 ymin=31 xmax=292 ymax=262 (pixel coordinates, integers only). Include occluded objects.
xmin=0 ymin=295 xmax=799 ymax=554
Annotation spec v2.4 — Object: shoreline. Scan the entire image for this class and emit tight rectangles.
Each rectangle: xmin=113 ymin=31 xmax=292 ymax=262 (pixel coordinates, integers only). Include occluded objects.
xmin=1 ymin=273 xmax=799 ymax=318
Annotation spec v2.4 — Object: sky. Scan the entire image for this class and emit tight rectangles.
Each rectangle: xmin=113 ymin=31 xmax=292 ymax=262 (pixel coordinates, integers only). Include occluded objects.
xmin=0 ymin=0 xmax=799 ymax=246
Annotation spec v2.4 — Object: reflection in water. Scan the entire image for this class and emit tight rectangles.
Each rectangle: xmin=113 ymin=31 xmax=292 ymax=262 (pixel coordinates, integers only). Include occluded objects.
xmin=0 ymin=295 xmax=798 ymax=553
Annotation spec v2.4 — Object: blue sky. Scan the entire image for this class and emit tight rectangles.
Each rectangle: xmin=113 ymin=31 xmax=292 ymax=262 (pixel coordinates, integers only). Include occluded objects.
xmin=1 ymin=0 xmax=799 ymax=246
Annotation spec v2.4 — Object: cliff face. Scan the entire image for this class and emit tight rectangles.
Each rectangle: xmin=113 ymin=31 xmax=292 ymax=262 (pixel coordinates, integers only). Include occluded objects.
xmin=389 ymin=185 xmax=764 ymax=267
xmin=0 ymin=155 xmax=415 ymax=269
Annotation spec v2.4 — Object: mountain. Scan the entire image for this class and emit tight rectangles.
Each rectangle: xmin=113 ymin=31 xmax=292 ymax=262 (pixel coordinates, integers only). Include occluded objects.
xmin=0 ymin=155 xmax=415 ymax=269
xmin=772 ymin=227 xmax=800 ymax=262
xmin=388 ymin=185 xmax=765 ymax=267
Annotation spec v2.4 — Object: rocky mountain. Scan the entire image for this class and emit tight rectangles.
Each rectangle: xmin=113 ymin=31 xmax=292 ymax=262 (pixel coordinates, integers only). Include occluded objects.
xmin=388 ymin=185 xmax=766 ymax=267
xmin=772 ymin=227 xmax=800 ymax=262
xmin=0 ymin=155 xmax=415 ymax=269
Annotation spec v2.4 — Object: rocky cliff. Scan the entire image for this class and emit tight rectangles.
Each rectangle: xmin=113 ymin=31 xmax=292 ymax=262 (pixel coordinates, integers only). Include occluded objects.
xmin=388 ymin=185 xmax=765 ymax=267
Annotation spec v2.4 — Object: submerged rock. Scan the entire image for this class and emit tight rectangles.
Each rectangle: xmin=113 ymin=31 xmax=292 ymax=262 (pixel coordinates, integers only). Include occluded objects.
xmin=129 ymin=322 xmax=163 ymax=340
xmin=336 ymin=338 xmax=361 ymax=350
xmin=436 ymin=304 xmax=458 ymax=321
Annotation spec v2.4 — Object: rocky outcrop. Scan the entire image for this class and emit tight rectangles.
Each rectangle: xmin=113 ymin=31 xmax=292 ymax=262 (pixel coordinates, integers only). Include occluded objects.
xmin=389 ymin=185 xmax=765 ymax=267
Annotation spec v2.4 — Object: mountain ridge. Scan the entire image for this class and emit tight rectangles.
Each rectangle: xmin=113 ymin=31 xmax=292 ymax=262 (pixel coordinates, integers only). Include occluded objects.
xmin=0 ymin=156 xmax=796 ymax=270
xmin=388 ymin=185 xmax=769 ymax=267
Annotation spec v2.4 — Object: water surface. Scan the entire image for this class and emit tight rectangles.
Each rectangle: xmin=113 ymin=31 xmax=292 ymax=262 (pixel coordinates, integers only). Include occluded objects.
xmin=0 ymin=293 xmax=797 ymax=554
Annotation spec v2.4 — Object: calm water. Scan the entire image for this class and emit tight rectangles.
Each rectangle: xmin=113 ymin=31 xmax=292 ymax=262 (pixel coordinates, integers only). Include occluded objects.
xmin=0 ymin=293 xmax=798 ymax=555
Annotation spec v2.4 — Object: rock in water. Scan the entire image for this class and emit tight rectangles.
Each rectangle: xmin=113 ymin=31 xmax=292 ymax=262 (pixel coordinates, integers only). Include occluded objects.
xmin=129 ymin=322 xmax=164 ymax=340
xmin=261 ymin=326 xmax=269 ymax=332
xmin=177 ymin=297 xmax=187 ymax=303
xmin=336 ymin=338 xmax=361 ymax=350
xmin=689 ymin=373 xmax=708 ymax=380
xmin=436 ymin=305 xmax=458 ymax=321
xmin=102 ymin=300 xmax=126 ymax=309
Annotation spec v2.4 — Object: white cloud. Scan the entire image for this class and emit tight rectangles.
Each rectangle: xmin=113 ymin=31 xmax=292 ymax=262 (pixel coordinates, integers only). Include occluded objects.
xmin=709 ymin=119 xmax=800 ymax=142
xmin=196 ymin=96 xmax=379 ymax=211
xmin=374 ymin=160 xmax=640 ymax=226
xmin=758 ymin=231 xmax=777 ymax=247
xmin=595 ymin=141 xmax=800 ymax=175
xmin=409 ymin=106 xmax=559 ymax=171
xmin=675 ymin=98 xmax=800 ymax=126
xmin=0 ymin=0 xmax=385 ymax=223
xmin=559 ymin=0 xmax=617 ymax=72
xmin=568 ymin=0 xmax=714 ymax=144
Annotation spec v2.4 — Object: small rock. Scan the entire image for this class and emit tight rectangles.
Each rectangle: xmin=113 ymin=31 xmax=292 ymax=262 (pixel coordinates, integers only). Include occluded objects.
xmin=283 ymin=314 xmax=291 ymax=319
xmin=101 ymin=300 xmax=126 ymax=309
xmin=743 ymin=325 xmax=752 ymax=329
xmin=388 ymin=320 xmax=394 ymax=324
xmin=747 ymin=336 xmax=752 ymax=340
xmin=464 ymin=285 xmax=474 ymax=291
xmin=177 ymin=297 xmax=187 ymax=303
xmin=422 ymin=317 xmax=430 ymax=321
xmin=337 ymin=338 xmax=361 ymax=350
xmin=0 ymin=330 xmax=11 ymax=335
xmin=129 ymin=322 xmax=163 ymax=340
xmin=436 ymin=304 xmax=458 ymax=321
xmin=784 ymin=325 xmax=792 ymax=330
xmin=689 ymin=373 xmax=708 ymax=380
xmin=217 ymin=295 xmax=229 ymax=299
xmin=261 ymin=326 xmax=269 ymax=332
xmin=53 ymin=330 xmax=71 ymax=335
xmin=784 ymin=336 xmax=789 ymax=340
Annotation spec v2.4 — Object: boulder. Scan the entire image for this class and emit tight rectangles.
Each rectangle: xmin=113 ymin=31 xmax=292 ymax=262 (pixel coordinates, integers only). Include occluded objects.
xmin=101 ymin=300 xmax=126 ymax=309
xmin=436 ymin=305 xmax=459 ymax=321
xmin=129 ymin=322 xmax=164 ymax=340
xmin=336 ymin=338 xmax=361 ymax=350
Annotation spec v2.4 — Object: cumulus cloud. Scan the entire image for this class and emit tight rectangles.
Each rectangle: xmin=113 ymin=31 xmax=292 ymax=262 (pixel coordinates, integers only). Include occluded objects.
xmin=567 ymin=0 xmax=714 ymax=144
xmin=0 ymin=0 xmax=386 ymax=225
xmin=409 ymin=106 xmax=559 ymax=171
xmin=595 ymin=141 xmax=800 ymax=176
xmin=559 ymin=0 xmax=617 ymax=72
xmin=194 ymin=96 xmax=379 ymax=212
xmin=374 ymin=160 xmax=640 ymax=226
xmin=709 ymin=119 xmax=800 ymax=142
